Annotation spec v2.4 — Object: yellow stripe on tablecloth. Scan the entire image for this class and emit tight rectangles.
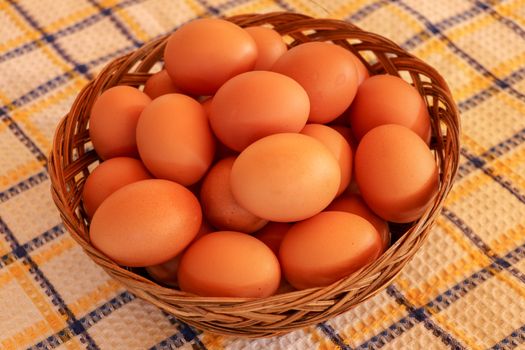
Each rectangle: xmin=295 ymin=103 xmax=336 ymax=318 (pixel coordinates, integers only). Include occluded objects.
xmin=446 ymin=13 xmax=494 ymax=42
xmin=0 ymin=160 xmax=45 ymax=188
xmin=431 ymin=312 xmax=484 ymax=350
xmin=7 ymin=76 xmax=87 ymax=155
xmin=68 ymin=279 xmax=123 ymax=316
xmin=31 ymin=236 xmax=76 ymax=266
xmin=495 ymin=0 xmax=525 ymax=27
xmin=41 ymin=4 xmax=99 ymax=33
xmin=446 ymin=172 xmax=492 ymax=205
xmin=113 ymin=7 xmax=150 ymax=43
xmin=489 ymin=224 xmax=525 ymax=255
xmin=1 ymin=319 xmax=49 ymax=350
xmin=331 ymin=0 xmax=374 ymax=20
xmin=386 ymin=3 xmax=424 ymax=33
xmin=1 ymin=4 xmax=72 ymax=73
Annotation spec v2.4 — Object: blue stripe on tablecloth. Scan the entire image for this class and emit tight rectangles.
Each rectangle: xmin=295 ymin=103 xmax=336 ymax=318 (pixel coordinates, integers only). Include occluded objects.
xmin=442 ymin=208 xmax=525 ymax=285
xmin=6 ymin=0 xmax=93 ymax=81
xmin=347 ymin=1 xmax=386 ymax=22
xmin=473 ymin=0 xmax=525 ymax=39
xmin=0 ymin=218 xmax=100 ymax=350
xmin=490 ymin=324 xmax=525 ymax=350
xmin=27 ymin=291 xmax=135 ymax=350
xmin=356 ymin=241 xmax=525 ymax=349
xmin=318 ymin=322 xmax=353 ymax=350
xmin=0 ymin=0 xmax=144 ymax=65
xmin=386 ymin=285 xmax=467 ymax=349
xmin=0 ymin=170 xmax=48 ymax=203
xmin=394 ymin=0 xmax=525 ymax=103
xmin=85 ymin=0 xmax=143 ymax=47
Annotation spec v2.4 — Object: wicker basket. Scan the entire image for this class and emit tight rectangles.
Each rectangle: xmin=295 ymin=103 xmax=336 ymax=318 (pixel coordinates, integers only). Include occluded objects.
xmin=48 ymin=12 xmax=460 ymax=337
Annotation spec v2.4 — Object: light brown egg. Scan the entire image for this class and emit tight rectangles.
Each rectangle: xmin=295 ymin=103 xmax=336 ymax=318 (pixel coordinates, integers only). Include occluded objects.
xmin=280 ymin=211 xmax=382 ymax=289
xmin=230 ymin=133 xmax=340 ymax=222
xmin=144 ymin=70 xmax=181 ymax=99
xmin=200 ymin=157 xmax=268 ymax=233
xmin=178 ymin=231 xmax=281 ymax=298
xmin=164 ymin=18 xmax=257 ymax=95
xmin=272 ymin=42 xmax=358 ymax=123
xmin=350 ymin=53 xmax=369 ymax=85
xmin=136 ymin=94 xmax=215 ymax=186
xmin=348 ymin=74 xmax=432 ymax=143
xmin=245 ymin=26 xmax=287 ymax=70
xmin=201 ymin=96 xmax=213 ymax=118
xmin=82 ymin=157 xmax=151 ymax=218
xmin=301 ymin=124 xmax=352 ymax=195
xmin=254 ymin=222 xmax=291 ymax=256
xmin=210 ymin=71 xmax=310 ymax=151
xmin=355 ymin=124 xmax=439 ymax=223
xmin=145 ymin=220 xmax=214 ymax=287
xmin=327 ymin=193 xmax=390 ymax=252
xmin=89 ymin=86 xmax=151 ymax=160
xmin=89 ymin=179 xmax=202 ymax=267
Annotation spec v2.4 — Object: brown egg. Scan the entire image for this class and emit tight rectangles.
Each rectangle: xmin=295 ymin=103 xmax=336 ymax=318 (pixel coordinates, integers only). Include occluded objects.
xmin=210 ymin=71 xmax=310 ymax=151
xmin=280 ymin=211 xmax=382 ymax=289
xmin=201 ymin=96 xmax=213 ymax=117
xmin=231 ymin=133 xmax=340 ymax=222
xmin=82 ymin=157 xmax=151 ymax=218
xmin=350 ymin=53 xmax=369 ymax=85
xmin=90 ymin=179 xmax=202 ymax=267
xmin=145 ymin=220 xmax=214 ymax=287
xmin=144 ymin=70 xmax=181 ymax=99
xmin=89 ymin=86 xmax=151 ymax=160
xmin=355 ymin=124 xmax=438 ymax=223
xmin=327 ymin=193 xmax=390 ymax=252
xmin=178 ymin=231 xmax=281 ymax=298
xmin=245 ymin=26 xmax=287 ymax=70
xmin=348 ymin=74 xmax=431 ymax=143
xmin=254 ymin=222 xmax=291 ymax=256
xmin=136 ymin=94 xmax=215 ymax=186
xmin=272 ymin=42 xmax=358 ymax=124
xmin=200 ymin=157 xmax=268 ymax=233
xmin=164 ymin=18 xmax=257 ymax=95
xmin=301 ymin=124 xmax=352 ymax=195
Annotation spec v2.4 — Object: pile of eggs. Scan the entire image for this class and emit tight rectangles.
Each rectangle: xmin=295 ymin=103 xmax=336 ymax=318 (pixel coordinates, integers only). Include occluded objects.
xmin=84 ymin=18 xmax=438 ymax=298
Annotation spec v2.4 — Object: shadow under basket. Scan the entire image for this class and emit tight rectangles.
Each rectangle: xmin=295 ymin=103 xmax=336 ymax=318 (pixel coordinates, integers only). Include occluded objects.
xmin=48 ymin=12 xmax=460 ymax=338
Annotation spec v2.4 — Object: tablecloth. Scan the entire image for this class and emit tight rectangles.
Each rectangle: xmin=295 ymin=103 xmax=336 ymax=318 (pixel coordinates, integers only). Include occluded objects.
xmin=0 ymin=0 xmax=524 ymax=349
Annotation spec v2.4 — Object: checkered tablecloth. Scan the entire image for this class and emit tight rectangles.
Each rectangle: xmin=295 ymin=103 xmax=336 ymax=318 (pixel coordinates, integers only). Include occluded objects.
xmin=0 ymin=0 xmax=524 ymax=349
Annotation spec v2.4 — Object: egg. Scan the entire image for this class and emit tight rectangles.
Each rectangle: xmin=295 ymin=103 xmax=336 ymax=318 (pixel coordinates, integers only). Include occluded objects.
xmin=280 ymin=211 xmax=382 ymax=289
xmin=254 ymin=222 xmax=291 ymax=256
xmin=348 ymin=74 xmax=431 ymax=143
xmin=164 ymin=18 xmax=257 ymax=95
xmin=350 ymin=53 xmax=369 ymax=85
xmin=272 ymin=41 xmax=358 ymax=123
xmin=178 ymin=231 xmax=281 ymax=298
xmin=200 ymin=157 xmax=268 ymax=233
xmin=145 ymin=220 xmax=214 ymax=287
xmin=89 ymin=86 xmax=151 ymax=160
xmin=210 ymin=71 xmax=310 ymax=151
xmin=144 ymin=70 xmax=181 ymax=99
xmin=230 ymin=133 xmax=340 ymax=222
xmin=301 ymin=124 xmax=352 ymax=195
xmin=89 ymin=179 xmax=202 ymax=267
xmin=327 ymin=193 xmax=390 ymax=252
xmin=136 ymin=94 xmax=215 ymax=186
xmin=355 ymin=124 xmax=439 ymax=223
xmin=245 ymin=26 xmax=287 ymax=70
xmin=82 ymin=157 xmax=151 ymax=217
xmin=201 ymin=96 xmax=213 ymax=117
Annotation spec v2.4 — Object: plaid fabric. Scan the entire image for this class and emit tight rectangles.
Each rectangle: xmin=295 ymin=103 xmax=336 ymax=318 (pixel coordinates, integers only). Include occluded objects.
xmin=0 ymin=0 xmax=524 ymax=349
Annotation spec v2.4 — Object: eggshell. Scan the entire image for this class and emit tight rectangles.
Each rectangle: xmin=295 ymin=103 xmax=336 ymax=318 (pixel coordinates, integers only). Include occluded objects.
xmin=210 ymin=71 xmax=309 ymax=151
xmin=89 ymin=86 xmax=151 ymax=160
xmin=272 ymin=42 xmax=358 ymax=123
xmin=350 ymin=53 xmax=369 ymax=85
xmin=145 ymin=220 xmax=214 ymax=287
xmin=164 ymin=18 xmax=257 ymax=95
xmin=178 ymin=231 xmax=281 ymax=298
xmin=254 ymin=222 xmax=291 ymax=256
xmin=200 ymin=157 xmax=268 ymax=233
xmin=201 ymin=96 xmax=213 ymax=117
xmin=136 ymin=94 xmax=215 ymax=186
xmin=82 ymin=157 xmax=151 ymax=217
xmin=327 ymin=193 xmax=390 ymax=252
xmin=144 ymin=70 xmax=181 ymax=99
xmin=90 ymin=179 xmax=202 ymax=267
xmin=230 ymin=133 xmax=340 ymax=222
xmin=348 ymin=74 xmax=431 ymax=143
xmin=245 ymin=26 xmax=287 ymax=70
xmin=280 ymin=211 xmax=382 ymax=289
xmin=301 ymin=124 xmax=352 ymax=195
xmin=355 ymin=124 xmax=439 ymax=223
